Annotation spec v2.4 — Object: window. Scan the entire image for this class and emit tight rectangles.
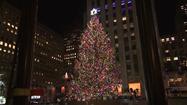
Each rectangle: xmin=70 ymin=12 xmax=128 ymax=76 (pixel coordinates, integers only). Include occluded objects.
xmin=115 ymin=43 xmax=119 ymax=47
xmin=8 ymin=44 xmax=11 ymax=48
xmin=174 ymin=57 xmax=178 ymax=61
xmin=166 ymin=38 xmax=169 ymax=41
xmin=126 ymin=64 xmax=131 ymax=69
xmin=131 ymin=35 xmax=136 ymax=40
xmin=113 ymin=19 xmax=117 ymax=23
xmin=126 ymin=55 xmax=130 ymax=60
xmin=0 ymin=41 xmax=3 ymax=45
xmin=132 ymin=44 xmax=136 ymax=50
xmin=171 ymin=37 xmax=175 ymax=41
xmin=133 ymin=54 xmax=139 ymax=73
xmin=115 ymin=35 xmax=118 ymax=39
xmin=161 ymin=39 xmax=165 ymax=42
xmin=165 ymin=50 xmax=169 ymax=53
xmin=13 ymin=45 xmax=15 ymax=49
xmin=122 ymin=17 xmax=127 ymax=21
xmin=4 ymin=43 xmax=7 ymax=47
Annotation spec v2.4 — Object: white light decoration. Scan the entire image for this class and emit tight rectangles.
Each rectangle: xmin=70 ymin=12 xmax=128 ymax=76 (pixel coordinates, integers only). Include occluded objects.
xmin=90 ymin=8 xmax=98 ymax=15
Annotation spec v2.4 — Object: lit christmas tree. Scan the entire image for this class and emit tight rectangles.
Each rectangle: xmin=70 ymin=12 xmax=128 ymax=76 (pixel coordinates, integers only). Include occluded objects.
xmin=66 ymin=16 xmax=122 ymax=101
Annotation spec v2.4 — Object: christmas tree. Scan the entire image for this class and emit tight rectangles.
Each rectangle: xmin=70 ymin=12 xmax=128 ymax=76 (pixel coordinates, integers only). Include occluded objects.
xmin=66 ymin=16 xmax=122 ymax=101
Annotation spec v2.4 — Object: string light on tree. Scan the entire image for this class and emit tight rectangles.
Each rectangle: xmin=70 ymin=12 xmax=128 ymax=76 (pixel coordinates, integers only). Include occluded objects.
xmin=66 ymin=16 xmax=122 ymax=101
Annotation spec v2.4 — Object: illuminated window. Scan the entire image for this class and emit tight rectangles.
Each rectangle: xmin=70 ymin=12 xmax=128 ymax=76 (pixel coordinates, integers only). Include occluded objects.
xmin=7 ymin=22 xmax=10 ymax=26
xmin=171 ymin=37 xmax=175 ymax=41
xmin=114 ymin=35 xmax=118 ymax=39
xmin=165 ymin=50 xmax=169 ymax=53
xmin=4 ymin=43 xmax=7 ymax=47
xmin=0 ymin=41 xmax=3 ymax=45
xmin=11 ymin=30 xmax=14 ymax=33
xmin=13 ymin=45 xmax=15 ymax=49
xmin=185 ymin=30 xmax=187 ymax=32
xmin=131 ymin=33 xmax=135 ymax=36
xmin=15 ymin=26 xmax=18 ymax=30
xmin=46 ymin=42 xmax=48 ymax=44
xmin=11 ymin=25 xmax=14 ymax=28
xmin=166 ymin=38 xmax=169 ymax=41
xmin=113 ymin=19 xmax=117 ymax=22
xmin=3 ymin=49 xmax=6 ymax=52
xmin=182 ymin=38 xmax=186 ymax=42
xmin=174 ymin=57 xmax=178 ymax=61
xmin=6 ymin=28 xmax=9 ymax=32
xmin=166 ymin=57 xmax=171 ymax=61
xmin=122 ymin=17 xmax=127 ymax=21
xmin=161 ymin=39 xmax=165 ymax=42
xmin=8 ymin=44 xmax=11 ymax=48
xmin=115 ymin=43 xmax=119 ymax=47
xmin=15 ymin=32 xmax=17 ymax=35
xmin=12 ymin=51 xmax=14 ymax=54
xmin=0 ymin=48 xmax=2 ymax=51
xmin=128 ymin=82 xmax=141 ymax=96
xmin=8 ymin=50 xmax=11 ymax=53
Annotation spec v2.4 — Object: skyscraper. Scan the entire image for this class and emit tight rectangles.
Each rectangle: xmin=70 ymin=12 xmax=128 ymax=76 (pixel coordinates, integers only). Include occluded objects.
xmin=86 ymin=0 xmax=144 ymax=95
xmin=0 ymin=1 xmax=64 ymax=103
xmin=175 ymin=0 xmax=187 ymax=34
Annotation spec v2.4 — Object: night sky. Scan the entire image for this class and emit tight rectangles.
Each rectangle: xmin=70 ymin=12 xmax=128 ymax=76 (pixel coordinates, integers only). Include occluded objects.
xmin=8 ymin=0 xmax=176 ymax=36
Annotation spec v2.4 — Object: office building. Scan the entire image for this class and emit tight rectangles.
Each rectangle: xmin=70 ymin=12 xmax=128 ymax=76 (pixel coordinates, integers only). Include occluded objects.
xmin=0 ymin=1 xmax=64 ymax=103
xmin=63 ymin=30 xmax=81 ymax=74
xmin=86 ymin=0 xmax=144 ymax=95
xmin=160 ymin=34 xmax=187 ymax=95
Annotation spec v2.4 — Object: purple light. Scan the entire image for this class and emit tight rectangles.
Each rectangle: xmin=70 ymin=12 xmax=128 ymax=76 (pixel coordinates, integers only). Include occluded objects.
xmin=121 ymin=0 xmax=125 ymax=3
xmin=105 ymin=4 xmax=108 ymax=9
xmin=121 ymin=3 xmax=125 ymax=5
xmin=112 ymin=2 xmax=116 ymax=7
xmin=128 ymin=1 xmax=132 ymax=4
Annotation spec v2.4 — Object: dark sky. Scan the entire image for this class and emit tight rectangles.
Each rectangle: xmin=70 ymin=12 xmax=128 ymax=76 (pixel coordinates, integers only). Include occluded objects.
xmin=8 ymin=0 xmax=176 ymax=35
xmin=37 ymin=0 xmax=86 ymax=35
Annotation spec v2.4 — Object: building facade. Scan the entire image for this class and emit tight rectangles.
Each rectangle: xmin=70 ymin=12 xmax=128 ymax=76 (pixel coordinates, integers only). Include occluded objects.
xmin=63 ymin=30 xmax=81 ymax=75
xmin=160 ymin=34 xmax=187 ymax=96
xmin=0 ymin=2 xmax=20 ymax=102
xmin=175 ymin=0 xmax=187 ymax=34
xmin=86 ymin=0 xmax=144 ymax=95
xmin=0 ymin=1 xmax=64 ymax=104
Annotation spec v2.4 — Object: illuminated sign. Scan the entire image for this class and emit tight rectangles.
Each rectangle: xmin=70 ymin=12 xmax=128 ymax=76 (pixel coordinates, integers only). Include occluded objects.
xmin=0 ymin=96 xmax=6 ymax=104
xmin=31 ymin=95 xmax=41 ymax=99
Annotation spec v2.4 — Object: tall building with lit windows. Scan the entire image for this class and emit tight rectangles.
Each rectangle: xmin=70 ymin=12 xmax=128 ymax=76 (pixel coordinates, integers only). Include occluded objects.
xmin=0 ymin=2 xmax=21 ymax=100
xmin=160 ymin=34 xmax=187 ymax=95
xmin=86 ymin=0 xmax=144 ymax=94
xmin=63 ymin=30 xmax=81 ymax=74
xmin=0 ymin=1 xmax=64 ymax=103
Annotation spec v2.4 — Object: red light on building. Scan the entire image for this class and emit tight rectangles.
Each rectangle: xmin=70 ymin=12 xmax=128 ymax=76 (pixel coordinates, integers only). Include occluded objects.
xmin=61 ymin=86 xmax=65 ymax=93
